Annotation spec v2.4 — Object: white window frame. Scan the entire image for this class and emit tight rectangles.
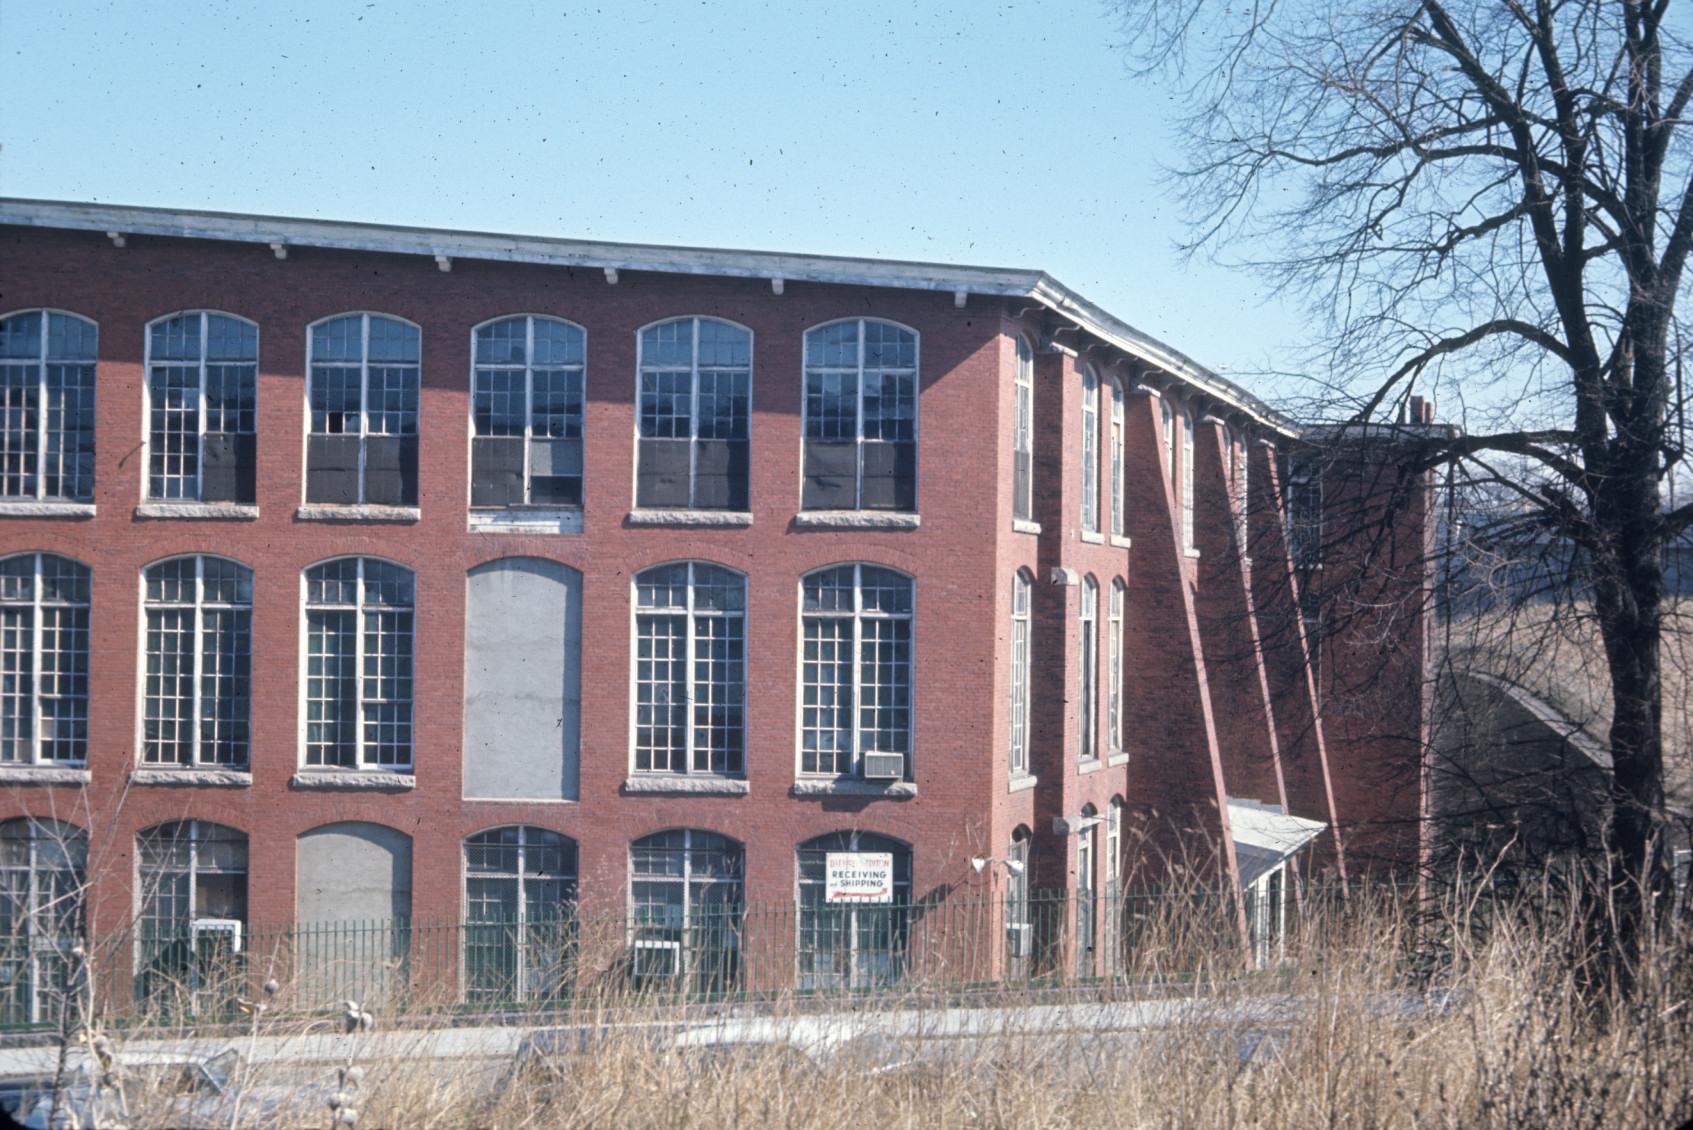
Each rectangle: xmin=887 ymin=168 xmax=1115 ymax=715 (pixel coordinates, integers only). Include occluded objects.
xmin=1108 ymin=579 xmax=1124 ymax=754
xmin=303 ymin=312 xmax=421 ymax=506
xmin=299 ymin=556 xmax=416 ymax=772
xmin=462 ymin=825 xmax=579 ymax=1003
xmin=1181 ymin=407 xmax=1196 ymax=553
xmin=0 ymin=817 xmax=86 ymax=1026
xmin=142 ymin=311 xmax=258 ymax=503
xmin=1109 ymin=378 xmax=1125 ymax=539
xmin=139 ymin=555 xmax=253 ymax=768
xmin=1081 ymin=366 xmax=1099 ymax=533
xmin=627 ymin=828 xmax=744 ymax=987
xmin=1079 ymin=575 xmax=1098 ymax=763
xmin=1009 ymin=569 xmax=1032 ymax=777
xmin=1077 ymin=804 xmax=1098 ymax=968
xmin=801 ymin=317 xmax=920 ymax=512
xmin=795 ymin=830 xmax=914 ymax=991
xmin=1013 ymin=335 xmax=1035 ymax=523
xmin=1160 ymin=396 xmax=1176 ymax=488
xmin=634 ymin=316 xmax=754 ymax=510
xmin=0 ymin=552 xmax=90 ymax=766
xmin=134 ymin=820 xmax=248 ymax=972
xmin=468 ymin=314 xmax=587 ymax=509
xmin=796 ymin=563 xmax=916 ymax=781
xmin=630 ymin=561 xmax=748 ymax=778
xmin=0 ymin=308 xmax=97 ymax=503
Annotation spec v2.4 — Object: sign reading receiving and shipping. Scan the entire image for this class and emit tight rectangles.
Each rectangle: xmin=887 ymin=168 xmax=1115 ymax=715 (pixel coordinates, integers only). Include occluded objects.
xmin=824 ymin=852 xmax=895 ymax=904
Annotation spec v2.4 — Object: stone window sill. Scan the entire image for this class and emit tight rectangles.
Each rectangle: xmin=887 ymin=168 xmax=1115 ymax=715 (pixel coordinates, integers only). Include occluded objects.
xmin=792 ymin=510 xmax=920 ymax=530
xmin=131 ymin=768 xmax=252 ymax=787
xmin=621 ymin=775 xmax=749 ymax=796
xmin=791 ymin=777 xmax=917 ymax=799
xmin=1008 ymin=773 xmax=1038 ymax=794
xmin=468 ymin=507 xmax=584 ymax=534
xmin=1111 ymin=535 xmax=1133 ymax=549
xmin=1080 ymin=530 xmax=1104 ymax=545
xmin=135 ymin=502 xmax=259 ymax=521
xmin=1013 ymin=519 xmax=1042 ymax=536
xmin=1108 ymin=752 xmax=1131 ymax=768
xmin=1184 ymin=547 xmax=1202 ymax=559
xmin=290 ymin=770 xmax=416 ymax=791
xmin=295 ymin=505 xmax=421 ymax=523
xmin=1078 ymin=758 xmax=1105 ymax=775
xmin=0 ymin=765 xmax=89 ymax=785
xmin=625 ymin=509 xmax=753 ymax=528
xmin=0 ymin=500 xmax=95 ymax=519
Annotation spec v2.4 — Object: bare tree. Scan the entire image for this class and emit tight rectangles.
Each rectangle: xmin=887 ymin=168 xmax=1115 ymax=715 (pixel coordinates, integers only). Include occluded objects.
xmin=1113 ymin=0 xmax=1693 ymax=963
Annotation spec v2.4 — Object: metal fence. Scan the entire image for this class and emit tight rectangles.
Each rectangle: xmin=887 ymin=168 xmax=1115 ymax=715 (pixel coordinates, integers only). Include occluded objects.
xmin=1 ymin=884 xmax=1383 ymax=1032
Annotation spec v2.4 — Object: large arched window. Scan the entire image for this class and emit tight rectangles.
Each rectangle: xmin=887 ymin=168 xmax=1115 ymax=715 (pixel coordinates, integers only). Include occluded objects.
xmin=142 ymin=556 xmax=252 ymax=768
xmin=1006 ymin=826 xmax=1034 ymax=977
xmin=1160 ymin=396 xmax=1177 ymax=488
xmin=802 ymin=319 xmax=917 ymax=511
xmin=471 ymin=315 xmax=585 ymax=509
xmin=1077 ymin=803 xmax=1099 ymax=974
xmin=135 ymin=821 xmax=248 ymax=1008
xmin=1013 ymin=335 xmax=1034 ymax=523
xmin=1081 ymin=366 xmax=1099 ymax=533
xmin=1181 ymin=406 xmax=1196 ymax=552
xmin=0 ymin=818 xmax=85 ymax=1026
xmin=1109 ymin=378 xmax=1126 ymax=539
xmin=1079 ymin=575 xmax=1098 ymax=763
xmin=145 ymin=312 xmax=257 ymax=502
xmin=1105 ymin=797 xmax=1124 ymax=971
xmin=306 ymin=313 xmax=419 ymax=506
xmin=636 ymin=317 xmax=750 ymax=511
xmin=303 ymin=558 xmax=415 ymax=771
xmin=800 ymin=564 xmax=914 ymax=781
xmin=796 ymin=831 xmax=912 ymax=991
xmin=633 ymin=562 xmax=746 ymax=778
xmin=464 ymin=826 xmax=578 ymax=1004
xmin=0 ymin=310 xmax=96 ymax=502
xmin=1108 ymin=578 xmax=1125 ymax=755
xmin=0 ymin=553 xmax=90 ymax=766
xmin=629 ymin=829 xmax=743 ymax=991
xmin=1009 ymin=569 xmax=1033 ymax=778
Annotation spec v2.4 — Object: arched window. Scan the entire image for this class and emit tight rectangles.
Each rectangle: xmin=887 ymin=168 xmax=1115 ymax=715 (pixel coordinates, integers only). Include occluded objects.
xmin=802 ymin=319 xmax=917 ymax=511
xmin=796 ymin=831 xmax=912 ymax=991
xmin=1160 ymin=396 xmax=1176 ymax=488
xmin=1013 ymin=336 xmax=1034 ymax=522
xmin=0 ymin=553 xmax=90 ymax=766
xmin=1234 ymin=430 xmax=1251 ymax=553
xmin=142 ymin=556 xmax=252 ymax=768
xmin=1079 ymin=575 xmax=1098 ymax=763
xmin=136 ymin=821 xmax=248 ymax=1008
xmin=636 ymin=317 xmax=750 ymax=511
xmin=471 ymin=315 xmax=585 ymax=509
xmin=629 ymin=829 xmax=743 ymax=991
xmin=1181 ymin=406 xmax=1196 ymax=552
xmin=1108 ymin=579 xmax=1125 ymax=754
xmin=1081 ymin=366 xmax=1099 ymax=533
xmin=1009 ymin=569 xmax=1033 ymax=777
xmin=0 ymin=818 xmax=85 ymax=1026
xmin=145 ymin=312 xmax=257 ymax=502
xmin=1109 ymin=378 xmax=1126 ymax=539
xmin=464 ymin=826 xmax=578 ymax=1004
xmin=306 ymin=313 xmax=419 ymax=506
xmin=800 ymin=564 xmax=914 ymax=781
xmin=633 ymin=562 xmax=746 ymax=777
xmin=1077 ymin=804 xmax=1099 ymax=974
xmin=0 ymin=310 xmax=96 ymax=502
xmin=1006 ymin=826 xmax=1034 ymax=976
xmin=303 ymin=558 xmax=414 ymax=771
xmin=1105 ymin=798 xmax=1125 ymax=970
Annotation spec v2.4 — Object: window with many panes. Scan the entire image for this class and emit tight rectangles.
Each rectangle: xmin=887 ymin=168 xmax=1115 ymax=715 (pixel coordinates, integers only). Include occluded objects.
xmin=145 ymin=312 xmax=257 ymax=503
xmin=1077 ymin=804 xmax=1097 ymax=972
xmin=1181 ymin=407 xmax=1196 ymax=552
xmin=1079 ymin=576 xmax=1098 ymax=763
xmin=1234 ymin=431 xmax=1251 ymax=554
xmin=796 ymin=831 xmax=912 ymax=991
xmin=1108 ymin=578 xmax=1124 ymax=754
xmin=142 ymin=557 xmax=251 ymax=768
xmin=306 ymin=314 xmax=419 ymax=506
xmin=636 ymin=318 xmax=750 ymax=510
xmin=1105 ymin=798 xmax=1123 ymax=967
xmin=0 ymin=818 xmax=85 ymax=1027
xmin=1109 ymin=378 xmax=1125 ymax=539
xmin=1009 ymin=569 xmax=1032 ymax=778
xmin=802 ymin=319 xmax=917 ymax=512
xmin=1006 ymin=827 xmax=1033 ymax=977
xmin=471 ymin=316 xmax=585 ymax=508
xmin=1013 ymin=336 xmax=1034 ymax=522
xmin=1081 ymin=366 xmax=1099 ymax=533
xmin=464 ymin=826 xmax=578 ymax=1004
xmin=633 ymin=562 xmax=746 ymax=777
xmin=800 ymin=564 xmax=913 ymax=779
xmin=0 ymin=554 xmax=90 ymax=765
xmin=1288 ymin=464 xmax=1323 ymax=567
xmin=303 ymin=558 xmax=414 ymax=771
xmin=135 ymin=821 xmax=247 ymax=1006
xmin=0 ymin=310 xmax=96 ymax=502
xmin=628 ymin=829 xmax=743 ymax=991
xmin=1160 ymin=396 xmax=1176 ymax=488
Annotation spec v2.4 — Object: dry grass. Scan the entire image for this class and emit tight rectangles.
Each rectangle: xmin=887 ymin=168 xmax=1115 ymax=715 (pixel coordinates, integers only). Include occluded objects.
xmin=82 ymin=882 xmax=1693 ymax=1130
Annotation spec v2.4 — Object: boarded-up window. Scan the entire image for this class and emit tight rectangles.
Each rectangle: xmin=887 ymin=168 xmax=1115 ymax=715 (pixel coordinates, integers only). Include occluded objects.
xmin=637 ymin=318 xmax=750 ymax=510
xmin=146 ymin=312 xmax=258 ymax=503
xmin=463 ymin=558 xmax=580 ymax=800
xmin=471 ymin=316 xmax=585 ymax=508
xmin=295 ymin=822 xmax=412 ymax=1008
xmin=803 ymin=320 xmax=917 ymax=511
xmin=307 ymin=314 xmax=419 ymax=506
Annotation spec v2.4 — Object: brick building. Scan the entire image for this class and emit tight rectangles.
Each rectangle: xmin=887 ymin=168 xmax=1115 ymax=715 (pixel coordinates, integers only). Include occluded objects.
xmin=0 ymin=199 xmax=1432 ymax=1015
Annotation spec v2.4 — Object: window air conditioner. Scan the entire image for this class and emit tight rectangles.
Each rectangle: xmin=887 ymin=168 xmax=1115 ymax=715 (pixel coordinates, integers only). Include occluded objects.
xmin=862 ymin=752 xmax=905 ymax=780
xmin=191 ymin=918 xmax=243 ymax=955
xmin=630 ymin=939 xmax=681 ymax=979
xmin=1006 ymin=922 xmax=1033 ymax=958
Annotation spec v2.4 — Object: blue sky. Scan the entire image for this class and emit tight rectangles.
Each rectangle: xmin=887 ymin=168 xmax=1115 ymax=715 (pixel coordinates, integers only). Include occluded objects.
xmin=0 ymin=0 xmax=1301 ymax=389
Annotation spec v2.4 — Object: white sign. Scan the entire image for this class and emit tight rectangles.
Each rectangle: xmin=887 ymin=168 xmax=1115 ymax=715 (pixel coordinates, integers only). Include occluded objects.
xmin=824 ymin=852 xmax=894 ymax=904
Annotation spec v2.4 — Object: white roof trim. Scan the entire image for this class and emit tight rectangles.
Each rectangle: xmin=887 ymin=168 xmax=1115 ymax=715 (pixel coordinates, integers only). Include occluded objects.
xmin=0 ymin=197 xmax=1296 ymax=434
xmin=1228 ymin=798 xmax=1326 ymax=857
